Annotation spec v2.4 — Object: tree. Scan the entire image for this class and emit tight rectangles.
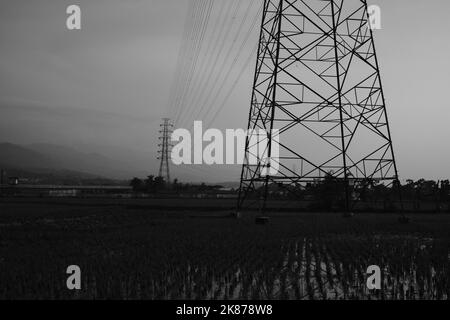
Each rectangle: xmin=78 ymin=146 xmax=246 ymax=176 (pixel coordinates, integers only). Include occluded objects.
xmin=130 ymin=177 xmax=144 ymax=192
xmin=173 ymin=179 xmax=180 ymax=193
xmin=154 ymin=176 xmax=166 ymax=191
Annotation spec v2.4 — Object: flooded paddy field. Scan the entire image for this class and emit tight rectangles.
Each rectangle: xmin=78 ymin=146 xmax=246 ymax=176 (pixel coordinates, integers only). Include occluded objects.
xmin=0 ymin=198 xmax=449 ymax=300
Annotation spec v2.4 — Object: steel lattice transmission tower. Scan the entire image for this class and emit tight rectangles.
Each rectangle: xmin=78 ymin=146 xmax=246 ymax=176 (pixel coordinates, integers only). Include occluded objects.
xmin=238 ymin=0 xmax=400 ymax=212
xmin=158 ymin=118 xmax=173 ymax=183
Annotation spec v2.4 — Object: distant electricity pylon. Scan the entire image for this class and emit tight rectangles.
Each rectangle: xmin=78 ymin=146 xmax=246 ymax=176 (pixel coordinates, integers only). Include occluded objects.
xmin=157 ymin=118 xmax=173 ymax=183
xmin=238 ymin=0 xmax=401 ymax=213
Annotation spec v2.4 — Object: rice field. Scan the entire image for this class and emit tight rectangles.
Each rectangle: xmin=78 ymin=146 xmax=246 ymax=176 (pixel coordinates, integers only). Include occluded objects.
xmin=0 ymin=199 xmax=449 ymax=300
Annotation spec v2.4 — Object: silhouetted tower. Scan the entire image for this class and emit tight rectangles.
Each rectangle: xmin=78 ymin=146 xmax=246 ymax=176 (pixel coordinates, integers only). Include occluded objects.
xmin=238 ymin=0 xmax=401 ymax=213
xmin=158 ymin=118 xmax=173 ymax=183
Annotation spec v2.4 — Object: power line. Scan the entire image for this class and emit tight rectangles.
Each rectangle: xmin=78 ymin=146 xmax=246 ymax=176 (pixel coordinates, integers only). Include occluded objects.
xmin=206 ymin=42 xmax=259 ymax=128
xmin=197 ymin=1 xmax=263 ymax=125
xmin=175 ymin=0 xmax=240 ymax=127
xmin=172 ymin=0 xmax=214 ymax=125
xmin=168 ymin=0 xmax=200 ymax=119
xmin=173 ymin=0 xmax=213 ymax=118
xmin=173 ymin=0 xmax=228 ymax=123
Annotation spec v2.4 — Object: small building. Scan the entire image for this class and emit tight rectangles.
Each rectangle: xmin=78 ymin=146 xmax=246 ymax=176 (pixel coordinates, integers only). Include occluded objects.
xmin=8 ymin=177 xmax=19 ymax=186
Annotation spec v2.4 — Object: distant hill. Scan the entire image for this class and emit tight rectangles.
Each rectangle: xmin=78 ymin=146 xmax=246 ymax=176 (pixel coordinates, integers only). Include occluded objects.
xmin=26 ymin=143 xmax=130 ymax=178
xmin=217 ymin=181 xmax=240 ymax=189
xmin=0 ymin=142 xmax=138 ymax=181
xmin=0 ymin=143 xmax=59 ymax=169
xmin=0 ymin=166 xmax=125 ymax=186
xmin=0 ymin=142 xmax=241 ymax=185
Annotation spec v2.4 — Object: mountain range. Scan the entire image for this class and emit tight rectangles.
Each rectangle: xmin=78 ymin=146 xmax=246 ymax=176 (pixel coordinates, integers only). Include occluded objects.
xmin=0 ymin=142 xmax=147 ymax=181
xmin=0 ymin=142 xmax=242 ymax=185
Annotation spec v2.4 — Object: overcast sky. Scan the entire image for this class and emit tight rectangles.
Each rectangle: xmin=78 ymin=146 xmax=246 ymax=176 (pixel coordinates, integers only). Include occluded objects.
xmin=1 ymin=0 xmax=450 ymax=182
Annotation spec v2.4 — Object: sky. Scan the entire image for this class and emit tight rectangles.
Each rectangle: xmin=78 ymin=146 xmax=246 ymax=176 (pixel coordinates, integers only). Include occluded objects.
xmin=0 ymin=0 xmax=450 ymax=182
